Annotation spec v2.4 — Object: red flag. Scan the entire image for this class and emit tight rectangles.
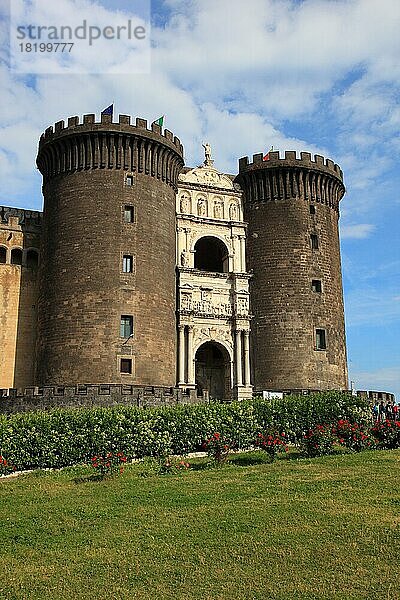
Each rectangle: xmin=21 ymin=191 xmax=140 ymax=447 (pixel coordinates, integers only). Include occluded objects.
xmin=263 ymin=146 xmax=273 ymax=161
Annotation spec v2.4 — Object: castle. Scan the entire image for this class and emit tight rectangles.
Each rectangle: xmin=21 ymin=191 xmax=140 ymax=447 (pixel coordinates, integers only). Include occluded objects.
xmin=0 ymin=112 xmax=350 ymax=403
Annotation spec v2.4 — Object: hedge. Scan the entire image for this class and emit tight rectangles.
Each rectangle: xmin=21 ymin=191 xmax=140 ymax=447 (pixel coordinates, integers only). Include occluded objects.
xmin=0 ymin=392 xmax=371 ymax=470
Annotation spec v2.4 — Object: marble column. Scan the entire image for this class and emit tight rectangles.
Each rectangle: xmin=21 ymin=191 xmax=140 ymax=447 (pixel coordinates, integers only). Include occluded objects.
xmin=187 ymin=326 xmax=195 ymax=385
xmin=178 ymin=325 xmax=185 ymax=385
xmin=243 ymin=330 xmax=251 ymax=386
xmin=235 ymin=329 xmax=243 ymax=386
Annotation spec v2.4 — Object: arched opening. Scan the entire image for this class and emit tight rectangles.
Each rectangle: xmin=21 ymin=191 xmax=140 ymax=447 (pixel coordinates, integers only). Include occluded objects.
xmin=0 ymin=247 xmax=6 ymax=264
xmin=26 ymin=249 xmax=39 ymax=269
xmin=195 ymin=342 xmax=231 ymax=400
xmin=194 ymin=236 xmax=229 ymax=273
xmin=10 ymin=248 xmax=23 ymax=265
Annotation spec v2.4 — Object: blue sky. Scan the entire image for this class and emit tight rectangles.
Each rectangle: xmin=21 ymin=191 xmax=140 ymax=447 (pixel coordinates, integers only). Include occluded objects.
xmin=1 ymin=0 xmax=399 ymax=398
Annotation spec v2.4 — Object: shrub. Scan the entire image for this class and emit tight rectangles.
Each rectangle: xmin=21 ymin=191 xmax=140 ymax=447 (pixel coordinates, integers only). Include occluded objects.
xmin=0 ymin=455 xmax=16 ymax=476
xmin=159 ymin=456 xmax=190 ymax=474
xmin=0 ymin=392 xmax=371 ymax=470
xmin=253 ymin=392 xmax=370 ymax=443
xmin=332 ymin=419 xmax=375 ymax=452
xmin=371 ymin=420 xmax=400 ymax=449
xmin=91 ymin=451 xmax=127 ymax=479
xmin=300 ymin=424 xmax=335 ymax=457
xmin=202 ymin=432 xmax=233 ymax=464
xmin=254 ymin=431 xmax=288 ymax=462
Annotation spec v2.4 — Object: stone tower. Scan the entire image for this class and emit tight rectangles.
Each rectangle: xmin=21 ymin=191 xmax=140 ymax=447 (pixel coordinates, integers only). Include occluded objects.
xmin=236 ymin=151 xmax=348 ymax=392
xmin=36 ymin=113 xmax=184 ymax=386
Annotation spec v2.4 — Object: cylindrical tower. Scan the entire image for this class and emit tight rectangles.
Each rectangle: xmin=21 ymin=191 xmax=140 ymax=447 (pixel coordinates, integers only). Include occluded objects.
xmin=236 ymin=151 xmax=348 ymax=391
xmin=36 ymin=113 xmax=184 ymax=386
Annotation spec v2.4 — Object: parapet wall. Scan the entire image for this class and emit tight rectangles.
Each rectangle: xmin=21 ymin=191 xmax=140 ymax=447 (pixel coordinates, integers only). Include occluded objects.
xmin=0 ymin=206 xmax=42 ymax=227
xmin=37 ymin=113 xmax=184 ymax=189
xmin=39 ymin=113 xmax=183 ymax=153
xmin=237 ymin=151 xmax=345 ymax=212
xmin=0 ymin=384 xmax=200 ymax=414
xmin=239 ymin=151 xmax=343 ymax=179
xmin=0 ymin=386 xmax=394 ymax=415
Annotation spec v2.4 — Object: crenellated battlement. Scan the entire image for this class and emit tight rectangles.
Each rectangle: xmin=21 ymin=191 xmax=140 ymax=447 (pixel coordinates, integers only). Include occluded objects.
xmin=39 ymin=113 xmax=183 ymax=155
xmin=37 ymin=113 xmax=184 ymax=189
xmin=238 ymin=150 xmax=343 ymax=180
xmin=0 ymin=205 xmax=42 ymax=227
xmin=236 ymin=150 xmax=345 ymax=211
xmin=0 ymin=384 xmax=201 ymax=414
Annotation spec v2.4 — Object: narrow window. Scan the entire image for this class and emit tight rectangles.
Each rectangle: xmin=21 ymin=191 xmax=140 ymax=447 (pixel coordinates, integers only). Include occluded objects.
xmin=124 ymin=205 xmax=135 ymax=223
xmin=120 ymin=315 xmax=134 ymax=338
xmin=310 ymin=234 xmax=319 ymax=250
xmin=315 ymin=328 xmax=326 ymax=350
xmin=0 ymin=247 xmax=6 ymax=264
xmin=312 ymin=279 xmax=322 ymax=293
xmin=310 ymin=204 xmax=316 ymax=214
xmin=120 ymin=358 xmax=132 ymax=374
xmin=122 ymin=255 xmax=133 ymax=273
xmin=26 ymin=249 xmax=39 ymax=269
xmin=125 ymin=174 xmax=134 ymax=186
xmin=10 ymin=248 xmax=22 ymax=265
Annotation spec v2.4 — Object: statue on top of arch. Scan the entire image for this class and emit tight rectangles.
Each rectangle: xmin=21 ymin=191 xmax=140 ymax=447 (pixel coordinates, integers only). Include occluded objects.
xmin=202 ymin=142 xmax=214 ymax=167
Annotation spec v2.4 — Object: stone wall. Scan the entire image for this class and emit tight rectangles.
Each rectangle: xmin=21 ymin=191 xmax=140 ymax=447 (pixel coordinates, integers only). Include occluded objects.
xmin=0 ymin=208 xmax=41 ymax=388
xmin=236 ymin=151 xmax=348 ymax=392
xmin=35 ymin=114 xmax=184 ymax=387
xmin=0 ymin=384 xmax=200 ymax=414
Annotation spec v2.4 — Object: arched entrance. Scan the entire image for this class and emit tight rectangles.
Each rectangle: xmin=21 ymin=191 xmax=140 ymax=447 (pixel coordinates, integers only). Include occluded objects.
xmin=195 ymin=341 xmax=231 ymax=400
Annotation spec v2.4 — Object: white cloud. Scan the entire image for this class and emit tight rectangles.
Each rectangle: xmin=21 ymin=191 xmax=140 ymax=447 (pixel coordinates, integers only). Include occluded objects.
xmin=0 ymin=0 xmax=400 ymax=209
xmin=340 ymin=223 xmax=375 ymax=239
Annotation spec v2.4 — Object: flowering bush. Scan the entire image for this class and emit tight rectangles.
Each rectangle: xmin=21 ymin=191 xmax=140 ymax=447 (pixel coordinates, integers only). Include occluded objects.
xmin=202 ymin=432 xmax=233 ymax=464
xmin=332 ymin=419 xmax=375 ymax=452
xmin=371 ymin=420 xmax=400 ymax=449
xmin=159 ymin=456 xmax=190 ymax=474
xmin=254 ymin=431 xmax=288 ymax=462
xmin=91 ymin=451 xmax=127 ymax=478
xmin=300 ymin=424 xmax=335 ymax=457
xmin=0 ymin=455 xmax=16 ymax=476
xmin=0 ymin=392 xmax=371 ymax=470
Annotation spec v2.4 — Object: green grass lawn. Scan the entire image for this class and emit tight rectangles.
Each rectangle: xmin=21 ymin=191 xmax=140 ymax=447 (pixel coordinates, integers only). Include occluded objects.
xmin=0 ymin=450 xmax=399 ymax=600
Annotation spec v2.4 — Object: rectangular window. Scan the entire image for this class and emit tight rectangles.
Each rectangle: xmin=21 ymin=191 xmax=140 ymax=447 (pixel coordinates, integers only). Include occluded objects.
xmin=124 ymin=205 xmax=135 ymax=223
xmin=311 ymin=234 xmax=319 ymax=249
xmin=120 ymin=358 xmax=132 ymax=374
xmin=120 ymin=315 xmax=134 ymax=338
xmin=122 ymin=255 xmax=133 ymax=273
xmin=310 ymin=204 xmax=316 ymax=214
xmin=315 ymin=328 xmax=326 ymax=350
xmin=312 ymin=279 xmax=322 ymax=293
xmin=125 ymin=174 xmax=135 ymax=186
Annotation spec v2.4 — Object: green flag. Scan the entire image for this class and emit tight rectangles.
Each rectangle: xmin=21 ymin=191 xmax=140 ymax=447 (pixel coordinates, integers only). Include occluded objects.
xmin=154 ymin=115 xmax=164 ymax=127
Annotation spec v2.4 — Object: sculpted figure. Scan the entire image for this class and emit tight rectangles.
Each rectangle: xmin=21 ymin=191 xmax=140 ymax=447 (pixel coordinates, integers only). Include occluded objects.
xmin=197 ymin=198 xmax=206 ymax=216
xmin=202 ymin=142 xmax=212 ymax=166
xmin=229 ymin=203 xmax=238 ymax=220
xmin=181 ymin=249 xmax=189 ymax=267
xmin=214 ymin=202 xmax=223 ymax=219
xmin=180 ymin=194 xmax=189 ymax=213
